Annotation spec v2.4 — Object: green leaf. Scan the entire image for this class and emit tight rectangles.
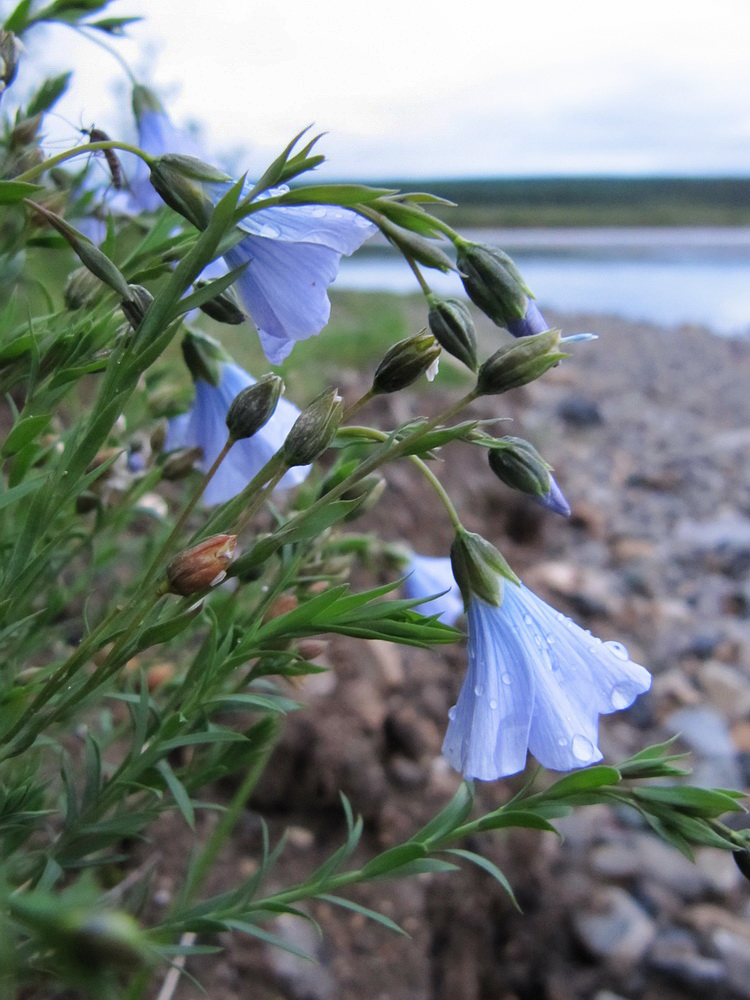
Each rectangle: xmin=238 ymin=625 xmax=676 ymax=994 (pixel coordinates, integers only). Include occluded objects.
xmin=2 ymin=413 xmax=51 ymax=456
xmin=414 ymin=783 xmax=474 ymax=844
xmin=204 ymin=692 xmax=300 ymax=714
xmin=271 ymin=184 xmax=397 ymax=208
xmin=25 ymin=71 xmax=72 ymax=115
xmin=167 ymin=261 xmax=248 ymax=320
xmin=130 ymin=604 xmax=204 ymax=653
xmin=633 ymin=785 xmax=745 ymax=818
xmin=0 ymin=475 xmax=45 ymax=511
xmin=4 ymin=0 xmax=32 ymax=31
xmin=159 ymin=730 xmax=248 ymax=753
xmin=0 ymin=181 xmax=46 ymax=204
xmin=223 ymin=920 xmax=314 ymax=961
xmin=360 ymin=843 xmax=426 ymax=878
xmin=317 ymin=894 xmax=407 ymax=936
xmin=471 ymin=809 xmax=560 ymax=836
xmin=87 ymin=15 xmax=141 ymax=32
xmin=542 ymin=765 xmax=621 ymax=800
xmin=157 ymin=760 xmax=195 ymax=829
xmin=445 ymin=849 xmax=521 ymax=910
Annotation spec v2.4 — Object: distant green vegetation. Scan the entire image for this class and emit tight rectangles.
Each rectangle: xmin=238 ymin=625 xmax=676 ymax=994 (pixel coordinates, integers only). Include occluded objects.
xmin=365 ymin=176 xmax=750 ymax=227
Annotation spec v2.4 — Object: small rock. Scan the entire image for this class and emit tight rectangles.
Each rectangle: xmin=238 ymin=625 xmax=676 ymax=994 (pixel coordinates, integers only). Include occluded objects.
xmin=557 ymin=397 xmax=603 ymax=427
xmin=712 ymin=929 xmax=750 ymax=999
xmin=268 ymin=912 xmax=337 ymax=1000
xmin=648 ymin=928 xmax=727 ymax=989
xmin=700 ymin=661 xmax=750 ymax=721
xmin=665 ymin=705 xmax=736 ymax=757
xmin=572 ymin=886 xmax=656 ymax=968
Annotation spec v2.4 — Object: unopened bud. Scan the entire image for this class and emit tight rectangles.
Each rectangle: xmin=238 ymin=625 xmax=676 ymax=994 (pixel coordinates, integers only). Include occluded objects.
xmin=181 ymin=330 xmax=229 ymax=386
xmin=226 ymin=374 xmax=283 ymax=440
xmin=372 ymin=331 xmax=441 ymax=393
xmin=194 ymin=281 xmax=246 ymax=324
xmin=0 ymin=31 xmax=20 ymax=93
xmin=450 ymin=529 xmax=518 ymax=608
xmin=506 ymin=299 xmax=551 ymax=339
xmin=167 ymin=534 xmax=237 ymax=595
xmin=121 ymin=284 xmax=154 ymax=329
xmin=476 ymin=328 xmax=566 ymax=395
xmin=455 ymin=239 xmax=532 ymax=328
xmin=10 ymin=113 xmax=41 ymax=148
xmin=64 ymin=266 xmax=101 ymax=309
xmin=487 ymin=436 xmax=551 ymax=497
xmin=149 ymin=154 xmax=231 ymax=229
xmin=26 ymin=201 xmax=132 ymax=298
xmin=282 ymin=387 xmax=343 ymax=466
xmin=427 ymin=295 xmax=478 ymax=371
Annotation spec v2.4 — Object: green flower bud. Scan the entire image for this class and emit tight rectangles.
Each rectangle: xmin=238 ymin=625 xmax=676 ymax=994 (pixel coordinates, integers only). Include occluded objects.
xmin=64 ymin=266 xmax=101 ymax=310
xmin=282 ymin=387 xmax=343 ymax=467
xmin=450 ymin=529 xmax=518 ymax=608
xmin=372 ymin=332 xmax=441 ymax=393
xmin=11 ymin=113 xmax=42 ymax=148
xmin=0 ymin=31 xmax=20 ymax=92
xmin=487 ymin=436 xmax=551 ymax=497
xmin=194 ymin=281 xmax=246 ymax=324
xmin=148 ymin=153 xmax=231 ymax=229
xmin=455 ymin=239 xmax=532 ymax=327
xmin=181 ymin=330 xmax=231 ymax=386
xmin=226 ymin=374 xmax=283 ymax=440
xmin=476 ymin=328 xmax=567 ymax=395
xmin=427 ymin=295 xmax=478 ymax=371
xmin=27 ymin=201 xmax=131 ymax=298
xmin=121 ymin=284 xmax=154 ymax=329
xmin=132 ymin=83 xmax=165 ymax=121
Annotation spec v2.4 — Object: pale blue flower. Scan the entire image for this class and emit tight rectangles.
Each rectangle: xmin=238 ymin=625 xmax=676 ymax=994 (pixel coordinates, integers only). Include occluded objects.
xmin=404 ymin=554 xmax=464 ymax=626
xmin=222 ymin=183 xmax=375 ymax=364
xmin=165 ymin=361 xmax=309 ymax=506
xmin=130 ymin=92 xmax=375 ymax=363
xmin=442 ymin=580 xmax=651 ymax=781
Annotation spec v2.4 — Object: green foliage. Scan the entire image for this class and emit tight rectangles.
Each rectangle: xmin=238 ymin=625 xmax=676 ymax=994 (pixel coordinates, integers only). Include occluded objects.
xmin=0 ymin=9 xmax=746 ymax=1000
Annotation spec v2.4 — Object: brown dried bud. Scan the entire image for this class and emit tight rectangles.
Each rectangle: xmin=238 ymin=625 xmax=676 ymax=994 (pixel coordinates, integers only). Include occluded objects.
xmin=166 ymin=534 xmax=237 ymax=596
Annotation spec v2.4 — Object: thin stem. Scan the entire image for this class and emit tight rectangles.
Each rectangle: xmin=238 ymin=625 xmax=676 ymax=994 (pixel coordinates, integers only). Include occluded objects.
xmin=343 ymin=388 xmax=375 ymax=422
xmin=404 ymin=255 xmax=432 ymax=296
xmin=409 ymin=455 xmax=463 ymax=531
xmin=233 ymin=466 xmax=287 ymax=537
xmin=72 ymin=24 xmax=138 ymax=85
xmin=15 ymin=140 xmax=152 ymax=184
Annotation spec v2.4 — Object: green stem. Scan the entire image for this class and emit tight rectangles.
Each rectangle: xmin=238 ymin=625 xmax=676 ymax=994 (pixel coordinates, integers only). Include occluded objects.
xmin=343 ymin=388 xmax=376 ymax=422
xmin=72 ymin=24 xmax=138 ymax=85
xmin=404 ymin=255 xmax=432 ymax=296
xmin=15 ymin=140 xmax=152 ymax=184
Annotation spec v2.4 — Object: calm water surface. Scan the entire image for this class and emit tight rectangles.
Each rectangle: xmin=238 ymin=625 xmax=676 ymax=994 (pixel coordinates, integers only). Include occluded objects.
xmin=337 ymin=228 xmax=750 ymax=337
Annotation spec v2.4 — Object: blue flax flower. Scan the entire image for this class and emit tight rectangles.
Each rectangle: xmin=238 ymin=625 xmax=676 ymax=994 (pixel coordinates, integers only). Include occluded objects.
xmin=442 ymin=580 xmax=651 ymax=781
xmin=404 ymin=554 xmax=464 ymax=626
xmin=165 ymin=361 xmax=309 ymax=506
xmin=222 ymin=183 xmax=375 ymax=363
xmin=130 ymin=88 xmax=375 ymax=363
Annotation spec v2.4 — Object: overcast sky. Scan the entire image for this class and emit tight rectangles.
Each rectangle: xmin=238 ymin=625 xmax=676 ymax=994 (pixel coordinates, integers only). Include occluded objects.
xmin=19 ymin=0 xmax=750 ymax=179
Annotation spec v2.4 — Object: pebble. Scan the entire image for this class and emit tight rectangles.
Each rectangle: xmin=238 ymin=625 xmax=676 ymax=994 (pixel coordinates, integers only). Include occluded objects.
xmin=572 ymin=887 xmax=656 ymax=968
xmin=712 ymin=929 xmax=750 ymax=999
xmin=699 ymin=661 xmax=750 ymax=721
xmin=557 ymin=397 xmax=603 ymax=427
xmin=648 ymin=929 xmax=726 ymax=989
xmin=665 ymin=704 xmax=737 ymax=757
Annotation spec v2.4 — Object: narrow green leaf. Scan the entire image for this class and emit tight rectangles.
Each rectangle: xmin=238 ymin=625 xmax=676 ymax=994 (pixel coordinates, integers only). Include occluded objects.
xmin=2 ymin=413 xmax=51 ymax=456
xmin=542 ymin=765 xmax=621 ymax=800
xmin=26 ymin=71 xmax=72 ymax=115
xmin=471 ymin=809 xmax=560 ymax=836
xmin=445 ymin=849 xmax=521 ymax=911
xmin=317 ymin=894 xmax=407 ymax=935
xmin=0 ymin=475 xmax=45 ymax=511
xmin=415 ymin=783 xmax=474 ymax=844
xmin=223 ymin=920 xmax=314 ymax=961
xmin=157 ymin=760 xmax=195 ymax=829
xmin=633 ymin=785 xmax=745 ymax=817
xmin=0 ymin=180 xmax=46 ymax=204
xmin=361 ymin=843 xmax=426 ymax=878
xmin=4 ymin=0 xmax=33 ymax=31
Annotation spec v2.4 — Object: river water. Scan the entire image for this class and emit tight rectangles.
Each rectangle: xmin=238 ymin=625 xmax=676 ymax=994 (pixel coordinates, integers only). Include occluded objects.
xmin=336 ymin=227 xmax=750 ymax=337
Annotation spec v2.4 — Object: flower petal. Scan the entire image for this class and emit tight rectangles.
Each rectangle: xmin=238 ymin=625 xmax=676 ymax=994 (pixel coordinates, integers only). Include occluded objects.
xmin=404 ymin=554 xmax=464 ymax=626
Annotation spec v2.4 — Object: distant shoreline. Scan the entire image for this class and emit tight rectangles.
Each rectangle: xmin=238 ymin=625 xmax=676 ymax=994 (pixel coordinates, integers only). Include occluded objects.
xmin=347 ymin=176 xmax=750 ymax=227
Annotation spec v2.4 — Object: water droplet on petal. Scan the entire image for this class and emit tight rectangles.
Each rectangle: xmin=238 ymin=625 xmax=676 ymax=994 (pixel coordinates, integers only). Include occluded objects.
xmin=604 ymin=640 xmax=630 ymax=661
xmin=557 ymin=737 xmax=568 ymax=747
xmin=260 ymin=223 xmax=280 ymax=239
xmin=611 ymin=683 xmax=633 ymax=710
xmin=311 ymin=206 xmax=327 ymax=218
xmin=474 ymin=684 xmax=485 ymax=697
xmin=355 ymin=214 xmax=371 ymax=227
xmin=546 ymin=634 xmax=555 ymax=645
xmin=572 ymin=734 xmax=596 ymax=761
xmin=448 ymin=706 xmax=457 ymax=721
xmin=489 ymin=698 xmax=498 ymax=710
xmin=501 ymin=673 xmax=512 ymax=685
xmin=524 ymin=614 xmax=533 ymax=625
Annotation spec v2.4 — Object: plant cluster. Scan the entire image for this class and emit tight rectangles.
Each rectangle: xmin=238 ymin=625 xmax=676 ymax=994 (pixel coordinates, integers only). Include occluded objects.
xmin=0 ymin=4 xmax=747 ymax=996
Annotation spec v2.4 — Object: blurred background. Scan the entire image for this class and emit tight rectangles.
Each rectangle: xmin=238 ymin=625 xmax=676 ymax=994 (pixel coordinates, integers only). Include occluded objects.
xmin=13 ymin=0 xmax=750 ymax=336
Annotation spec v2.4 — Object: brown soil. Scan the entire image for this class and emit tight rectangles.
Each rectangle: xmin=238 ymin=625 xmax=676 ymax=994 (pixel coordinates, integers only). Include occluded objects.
xmin=145 ymin=314 xmax=750 ymax=1000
